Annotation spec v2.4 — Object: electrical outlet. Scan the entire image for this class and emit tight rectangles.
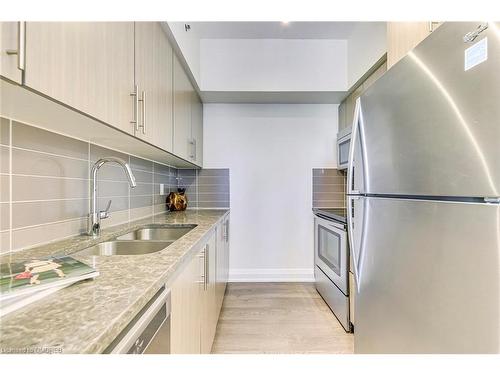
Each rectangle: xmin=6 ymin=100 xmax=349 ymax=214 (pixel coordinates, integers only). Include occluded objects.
xmin=159 ymin=184 xmax=165 ymax=195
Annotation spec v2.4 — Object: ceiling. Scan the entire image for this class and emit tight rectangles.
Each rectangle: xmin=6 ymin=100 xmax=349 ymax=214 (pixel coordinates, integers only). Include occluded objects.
xmin=177 ymin=21 xmax=371 ymax=39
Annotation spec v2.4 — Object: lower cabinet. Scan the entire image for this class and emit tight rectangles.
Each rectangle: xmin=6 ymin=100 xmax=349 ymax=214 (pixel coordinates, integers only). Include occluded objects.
xmin=170 ymin=214 xmax=230 ymax=354
xmin=200 ymin=231 xmax=218 ymax=354
xmin=349 ymin=271 xmax=356 ymax=326
xmin=170 ymin=248 xmax=202 ymax=354
xmin=216 ymin=214 xmax=230 ymax=314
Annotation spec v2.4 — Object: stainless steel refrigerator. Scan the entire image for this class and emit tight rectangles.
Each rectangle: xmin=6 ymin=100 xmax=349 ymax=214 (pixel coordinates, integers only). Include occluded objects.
xmin=347 ymin=22 xmax=500 ymax=353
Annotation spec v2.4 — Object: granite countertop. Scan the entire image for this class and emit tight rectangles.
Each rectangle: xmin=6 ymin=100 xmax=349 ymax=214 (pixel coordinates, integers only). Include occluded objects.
xmin=0 ymin=209 xmax=229 ymax=354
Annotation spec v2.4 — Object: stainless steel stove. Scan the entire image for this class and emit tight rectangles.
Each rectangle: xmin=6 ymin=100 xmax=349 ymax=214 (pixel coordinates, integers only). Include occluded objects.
xmin=313 ymin=207 xmax=351 ymax=332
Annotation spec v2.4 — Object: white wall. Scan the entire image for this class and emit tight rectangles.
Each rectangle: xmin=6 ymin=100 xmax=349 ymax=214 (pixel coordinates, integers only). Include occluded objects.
xmin=347 ymin=23 xmax=387 ymax=87
xmin=203 ymin=104 xmax=338 ymax=281
xmin=200 ymin=39 xmax=347 ymax=91
xmin=166 ymin=22 xmax=201 ymax=85
xmin=167 ymin=22 xmax=387 ymax=94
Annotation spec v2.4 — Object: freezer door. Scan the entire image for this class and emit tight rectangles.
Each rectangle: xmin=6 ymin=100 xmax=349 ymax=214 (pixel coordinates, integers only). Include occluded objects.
xmin=347 ymin=98 xmax=367 ymax=195
xmin=355 ymin=197 xmax=500 ymax=353
xmin=360 ymin=22 xmax=500 ymax=197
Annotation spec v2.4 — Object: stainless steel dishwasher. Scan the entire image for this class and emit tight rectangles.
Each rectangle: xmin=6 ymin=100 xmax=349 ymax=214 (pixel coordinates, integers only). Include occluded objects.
xmin=104 ymin=286 xmax=171 ymax=354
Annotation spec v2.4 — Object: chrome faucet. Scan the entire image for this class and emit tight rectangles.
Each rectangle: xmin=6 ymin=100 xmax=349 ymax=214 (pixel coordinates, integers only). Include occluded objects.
xmin=88 ymin=157 xmax=137 ymax=237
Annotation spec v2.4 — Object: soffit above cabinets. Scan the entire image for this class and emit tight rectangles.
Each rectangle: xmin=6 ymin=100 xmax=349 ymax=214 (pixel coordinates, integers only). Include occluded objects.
xmin=165 ymin=21 xmax=387 ymax=104
xmin=200 ymin=91 xmax=346 ymax=104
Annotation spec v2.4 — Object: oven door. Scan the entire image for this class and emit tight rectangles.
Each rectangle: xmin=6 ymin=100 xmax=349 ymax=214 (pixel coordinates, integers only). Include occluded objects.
xmin=314 ymin=216 xmax=348 ymax=294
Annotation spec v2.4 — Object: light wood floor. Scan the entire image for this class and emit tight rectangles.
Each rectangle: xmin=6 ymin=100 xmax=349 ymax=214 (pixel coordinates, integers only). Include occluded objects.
xmin=211 ymin=283 xmax=354 ymax=354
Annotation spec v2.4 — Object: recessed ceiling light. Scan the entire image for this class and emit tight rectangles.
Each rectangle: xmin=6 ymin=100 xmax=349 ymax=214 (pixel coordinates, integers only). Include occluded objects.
xmin=281 ymin=21 xmax=290 ymax=25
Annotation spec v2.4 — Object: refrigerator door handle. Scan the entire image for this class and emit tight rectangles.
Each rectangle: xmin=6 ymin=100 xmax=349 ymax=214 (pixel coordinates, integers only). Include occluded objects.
xmin=347 ymin=97 xmax=362 ymax=195
xmin=347 ymin=196 xmax=361 ymax=292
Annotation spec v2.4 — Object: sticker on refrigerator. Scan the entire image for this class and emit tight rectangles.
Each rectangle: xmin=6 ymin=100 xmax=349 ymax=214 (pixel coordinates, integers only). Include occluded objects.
xmin=464 ymin=37 xmax=488 ymax=71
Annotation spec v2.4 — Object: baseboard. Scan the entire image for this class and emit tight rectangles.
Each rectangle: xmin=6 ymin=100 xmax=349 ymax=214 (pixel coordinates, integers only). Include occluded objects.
xmin=228 ymin=268 xmax=315 ymax=282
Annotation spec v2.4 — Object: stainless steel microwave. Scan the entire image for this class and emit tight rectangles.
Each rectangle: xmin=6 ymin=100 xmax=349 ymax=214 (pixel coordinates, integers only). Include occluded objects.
xmin=336 ymin=126 xmax=352 ymax=170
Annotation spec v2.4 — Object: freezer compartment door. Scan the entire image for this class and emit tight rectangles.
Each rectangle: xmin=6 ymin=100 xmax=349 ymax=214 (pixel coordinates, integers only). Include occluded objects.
xmin=360 ymin=22 xmax=500 ymax=197
xmin=355 ymin=197 xmax=500 ymax=353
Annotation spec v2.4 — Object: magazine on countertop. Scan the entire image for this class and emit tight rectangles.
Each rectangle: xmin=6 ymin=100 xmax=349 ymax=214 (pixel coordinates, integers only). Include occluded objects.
xmin=0 ymin=255 xmax=99 ymax=302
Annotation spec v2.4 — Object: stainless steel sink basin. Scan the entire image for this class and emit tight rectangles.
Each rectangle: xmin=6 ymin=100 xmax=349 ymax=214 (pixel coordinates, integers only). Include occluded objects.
xmin=115 ymin=224 xmax=197 ymax=241
xmin=77 ymin=240 xmax=172 ymax=256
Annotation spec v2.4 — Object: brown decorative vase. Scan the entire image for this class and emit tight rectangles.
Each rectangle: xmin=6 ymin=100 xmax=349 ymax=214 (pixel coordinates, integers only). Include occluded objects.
xmin=166 ymin=188 xmax=188 ymax=211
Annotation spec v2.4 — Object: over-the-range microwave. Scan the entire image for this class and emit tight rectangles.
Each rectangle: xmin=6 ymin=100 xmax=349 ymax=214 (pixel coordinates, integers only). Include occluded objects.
xmin=336 ymin=126 xmax=352 ymax=170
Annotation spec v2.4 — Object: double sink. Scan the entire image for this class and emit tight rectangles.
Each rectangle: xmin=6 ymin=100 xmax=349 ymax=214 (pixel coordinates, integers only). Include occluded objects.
xmin=77 ymin=224 xmax=197 ymax=256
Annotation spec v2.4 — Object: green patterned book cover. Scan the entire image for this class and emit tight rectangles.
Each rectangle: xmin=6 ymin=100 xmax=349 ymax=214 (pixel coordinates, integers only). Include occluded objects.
xmin=0 ymin=255 xmax=98 ymax=301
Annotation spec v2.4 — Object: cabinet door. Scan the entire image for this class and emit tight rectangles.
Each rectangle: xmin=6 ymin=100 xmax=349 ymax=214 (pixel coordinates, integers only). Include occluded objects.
xmin=0 ymin=22 xmax=23 ymax=84
xmin=191 ymin=91 xmax=203 ymax=167
xmin=362 ymin=61 xmax=387 ymax=93
xmin=349 ymin=271 xmax=355 ymax=326
xmin=200 ymin=232 xmax=218 ymax=354
xmin=170 ymin=249 xmax=202 ymax=354
xmin=224 ymin=215 xmax=230 ymax=285
xmin=24 ymin=22 xmax=135 ymax=135
xmin=345 ymin=84 xmax=364 ymax=129
xmin=387 ymin=22 xmax=440 ymax=69
xmin=215 ymin=221 xmax=226 ymax=314
xmin=134 ymin=22 xmax=173 ymax=152
xmin=173 ymin=54 xmax=194 ymax=161
xmin=338 ymin=100 xmax=346 ymax=132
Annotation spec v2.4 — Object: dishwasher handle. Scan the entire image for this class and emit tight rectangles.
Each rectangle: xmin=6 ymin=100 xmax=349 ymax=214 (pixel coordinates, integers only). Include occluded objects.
xmin=107 ymin=287 xmax=171 ymax=354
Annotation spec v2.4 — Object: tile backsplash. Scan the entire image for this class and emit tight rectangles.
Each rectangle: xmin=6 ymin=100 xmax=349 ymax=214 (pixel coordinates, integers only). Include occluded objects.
xmin=0 ymin=117 xmax=230 ymax=254
xmin=178 ymin=168 xmax=230 ymax=209
xmin=312 ymin=168 xmax=346 ymax=208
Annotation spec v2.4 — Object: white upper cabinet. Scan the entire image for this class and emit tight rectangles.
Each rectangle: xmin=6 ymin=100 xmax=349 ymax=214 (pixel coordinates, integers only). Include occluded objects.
xmin=24 ymin=22 xmax=135 ymax=135
xmin=339 ymin=61 xmax=387 ymax=133
xmin=134 ymin=22 xmax=174 ymax=152
xmin=173 ymin=53 xmax=203 ymax=167
xmin=173 ymin=54 xmax=194 ymax=162
xmin=0 ymin=22 xmax=24 ymax=84
xmin=3 ymin=22 xmax=202 ymax=167
xmin=191 ymin=91 xmax=203 ymax=167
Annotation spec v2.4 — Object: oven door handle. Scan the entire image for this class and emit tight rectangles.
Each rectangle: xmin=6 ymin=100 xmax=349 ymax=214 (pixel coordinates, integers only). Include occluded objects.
xmin=318 ymin=218 xmax=345 ymax=230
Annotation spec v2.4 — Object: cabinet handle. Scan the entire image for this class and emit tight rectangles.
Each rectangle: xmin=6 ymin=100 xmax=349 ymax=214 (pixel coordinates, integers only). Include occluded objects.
xmin=139 ymin=90 xmax=146 ymax=134
xmin=188 ymin=138 xmax=195 ymax=160
xmin=193 ymin=139 xmax=197 ymax=161
xmin=6 ymin=21 xmax=25 ymax=71
xmin=198 ymin=249 xmax=205 ymax=285
xmin=428 ymin=21 xmax=439 ymax=33
xmin=205 ymin=244 xmax=209 ymax=290
xmin=130 ymin=85 xmax=139 ymax=131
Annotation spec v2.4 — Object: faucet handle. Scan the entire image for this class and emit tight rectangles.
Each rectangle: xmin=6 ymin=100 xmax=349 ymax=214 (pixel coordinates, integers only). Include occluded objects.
xmin=99 ymin=199 xmax=112 ymax=219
